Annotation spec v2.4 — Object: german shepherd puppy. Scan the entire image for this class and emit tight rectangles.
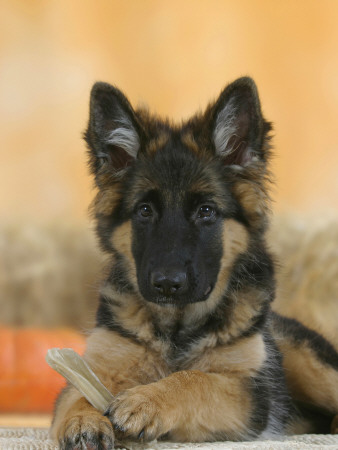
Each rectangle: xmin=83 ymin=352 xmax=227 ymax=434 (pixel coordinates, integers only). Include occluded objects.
xmin=51 ymin=77 xmax=338 ymax=448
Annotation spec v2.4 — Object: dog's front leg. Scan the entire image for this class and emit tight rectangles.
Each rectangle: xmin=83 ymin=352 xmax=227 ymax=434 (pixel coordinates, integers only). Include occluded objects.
xmin=50 ymin=327 xmax=166 ymax=448
xmin=105 ymin=369 xmax=257 ymax=442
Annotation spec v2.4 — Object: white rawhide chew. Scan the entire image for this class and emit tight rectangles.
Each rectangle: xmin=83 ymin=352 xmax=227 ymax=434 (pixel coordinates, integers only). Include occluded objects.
xmin=46 ymin=348 xmax=114 ymax=413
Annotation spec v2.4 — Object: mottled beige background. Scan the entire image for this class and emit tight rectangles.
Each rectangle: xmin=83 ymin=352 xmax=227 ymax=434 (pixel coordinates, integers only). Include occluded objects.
xmin=1 ymin=0 xmax=338 ymax=223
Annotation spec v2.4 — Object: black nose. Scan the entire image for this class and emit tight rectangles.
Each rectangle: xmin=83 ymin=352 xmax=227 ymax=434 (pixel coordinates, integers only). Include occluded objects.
xmin=150 ymin=270 xmax=188 ymax=297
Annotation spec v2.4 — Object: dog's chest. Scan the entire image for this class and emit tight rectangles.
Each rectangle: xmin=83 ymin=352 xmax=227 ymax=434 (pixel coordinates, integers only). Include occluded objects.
xmin=152 ymin=324 xmax=217 ymax=373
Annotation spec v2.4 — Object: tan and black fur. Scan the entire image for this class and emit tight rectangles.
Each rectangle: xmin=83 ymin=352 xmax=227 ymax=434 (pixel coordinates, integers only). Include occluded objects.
xmin=51 ymin=78 xmax=338 ymax=448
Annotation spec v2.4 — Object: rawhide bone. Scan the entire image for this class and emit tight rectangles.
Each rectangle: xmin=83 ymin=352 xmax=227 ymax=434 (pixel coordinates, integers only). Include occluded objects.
xmin=46 ymin=348 xmax=113 ymax=413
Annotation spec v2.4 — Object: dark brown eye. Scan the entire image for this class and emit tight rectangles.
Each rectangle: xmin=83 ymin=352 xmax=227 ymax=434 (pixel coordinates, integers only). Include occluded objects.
xmin=139 ymin=204 xmax=153 ymax=218
xmin=198 ymin=205 xmax=215 ymax=219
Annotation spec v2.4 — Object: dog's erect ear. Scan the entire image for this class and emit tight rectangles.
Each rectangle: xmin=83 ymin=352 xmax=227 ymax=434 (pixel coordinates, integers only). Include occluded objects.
xmin=85 ymin=82 xmax=142 ymax=174
xmin=211 ymin=77 xmax=271 ymax=166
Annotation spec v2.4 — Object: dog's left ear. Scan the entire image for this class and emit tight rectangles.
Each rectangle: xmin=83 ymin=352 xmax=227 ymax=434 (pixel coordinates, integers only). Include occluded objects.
xmin=211 ymin=77 xmax=271 ymax=166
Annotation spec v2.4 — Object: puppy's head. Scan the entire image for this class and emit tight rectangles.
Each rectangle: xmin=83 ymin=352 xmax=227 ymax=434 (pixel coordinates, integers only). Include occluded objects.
xmin=85 ymin=78 xmax=272 ymax=306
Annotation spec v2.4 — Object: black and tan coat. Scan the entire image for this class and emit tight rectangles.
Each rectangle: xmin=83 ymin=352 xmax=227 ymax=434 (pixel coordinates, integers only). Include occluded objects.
xmin=51 ymin=77 xmax=338 ymax=449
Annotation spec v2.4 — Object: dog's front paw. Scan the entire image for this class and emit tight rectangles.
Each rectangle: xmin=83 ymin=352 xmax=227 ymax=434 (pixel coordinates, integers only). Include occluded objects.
xmin=105 ymin=385 xmax=171 ymax=441
xmin=57 ymin=413 xmax=114 ymax=449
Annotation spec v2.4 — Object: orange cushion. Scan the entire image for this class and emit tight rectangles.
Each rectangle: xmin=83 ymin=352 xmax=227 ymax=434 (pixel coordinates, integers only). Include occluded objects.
xmin=0 ymin=327 xmax=85 ymax=413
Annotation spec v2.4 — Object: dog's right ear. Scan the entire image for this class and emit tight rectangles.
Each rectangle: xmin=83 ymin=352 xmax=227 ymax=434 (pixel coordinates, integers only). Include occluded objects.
xmin=85 ymin=82 xmax=142 ymax=177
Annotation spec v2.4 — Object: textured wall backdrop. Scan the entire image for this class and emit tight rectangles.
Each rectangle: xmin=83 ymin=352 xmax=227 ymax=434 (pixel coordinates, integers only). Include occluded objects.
xmin=1 ymin=0 xmax=338 ymax=223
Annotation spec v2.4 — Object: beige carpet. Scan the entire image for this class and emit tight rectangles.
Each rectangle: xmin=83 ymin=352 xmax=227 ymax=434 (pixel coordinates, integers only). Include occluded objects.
xmin=0 ymin=429 xmax=338 ymax=450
